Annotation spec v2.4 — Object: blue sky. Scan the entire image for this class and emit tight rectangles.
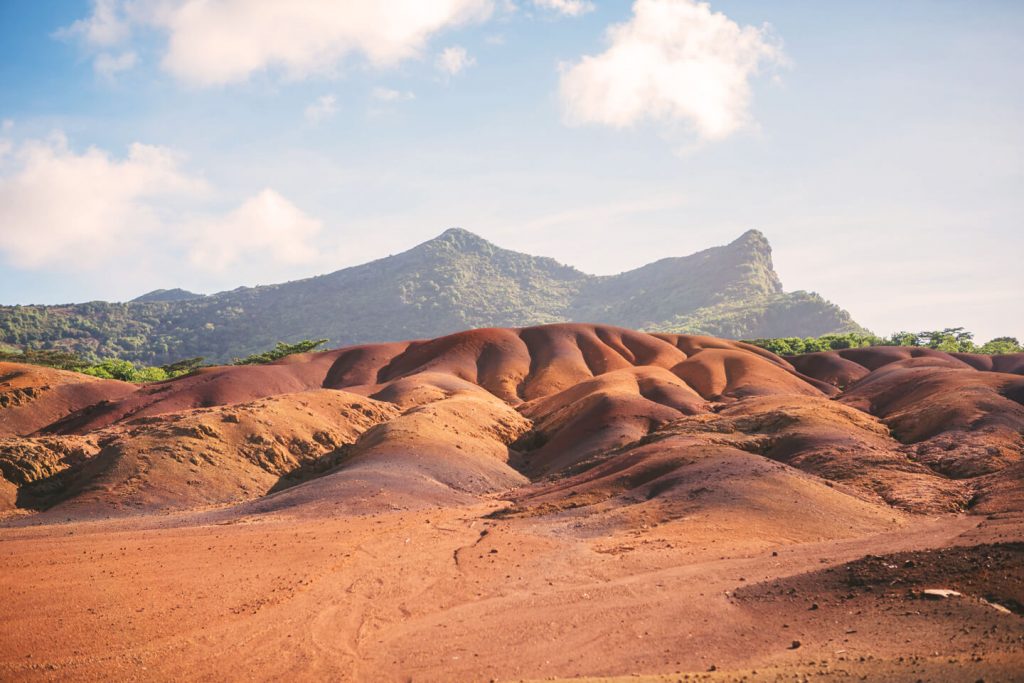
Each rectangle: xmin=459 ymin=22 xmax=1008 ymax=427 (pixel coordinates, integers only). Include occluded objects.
xmin=0 ymin=0 xmax=1021 ymax=342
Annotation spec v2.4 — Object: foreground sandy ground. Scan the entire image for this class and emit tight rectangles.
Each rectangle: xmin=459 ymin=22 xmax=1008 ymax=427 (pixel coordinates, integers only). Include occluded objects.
xmin=2 ymin=503 xmax=1021 ymax=682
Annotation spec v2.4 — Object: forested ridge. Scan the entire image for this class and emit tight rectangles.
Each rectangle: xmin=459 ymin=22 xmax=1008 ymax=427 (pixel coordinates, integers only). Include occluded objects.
xmin=0 ymin=228 xmax=863 ymax=364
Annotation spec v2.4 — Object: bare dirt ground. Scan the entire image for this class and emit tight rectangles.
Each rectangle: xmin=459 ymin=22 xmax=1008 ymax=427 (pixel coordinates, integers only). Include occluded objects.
xmin=1 ymin=324 xmax=1022 ymax=681
xmin=1 ymin=506 xmax=1021 ymax=681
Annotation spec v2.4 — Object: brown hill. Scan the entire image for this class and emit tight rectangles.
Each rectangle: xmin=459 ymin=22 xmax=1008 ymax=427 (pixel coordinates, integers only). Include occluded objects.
xmin=2 ymin=324 xmax=1021 ymax=520
xmin=1 ymin=324 xmax=1022 ymax=681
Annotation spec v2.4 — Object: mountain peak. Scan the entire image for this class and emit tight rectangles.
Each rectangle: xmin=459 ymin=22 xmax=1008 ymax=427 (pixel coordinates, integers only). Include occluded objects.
xmin=429 ymin=227 xmax=495 ymax=251
xmin=131 ymin=288 xmax=204 ymax=303
xmin=438 ymin=227 xmax=478 ymax=239
xmin=727 ymin=229 xmax=771 ymax=254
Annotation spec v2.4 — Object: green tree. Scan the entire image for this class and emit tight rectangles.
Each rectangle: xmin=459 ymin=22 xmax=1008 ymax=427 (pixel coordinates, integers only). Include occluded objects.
xmin=749 ymin=328 xmax=1017 ymax=357
xmin=0 ymin=348 xmax=89 ymax=371
xmin=161 ymin=357 xmax=207 ymax=378
xmin=885 ymin=331 xmax=919 ymax=347
xmin=914 ymin=327 xmax=976 ymax=353
xmin=134 ymin=366 xmax=170 ymax=382
xmin=979 ymin=337 xmax=1022 ymax=354
xmin=232 ymin=339 xmax=328 ymax=366
xmin=81 ymin=359 xmax=140 ymax=381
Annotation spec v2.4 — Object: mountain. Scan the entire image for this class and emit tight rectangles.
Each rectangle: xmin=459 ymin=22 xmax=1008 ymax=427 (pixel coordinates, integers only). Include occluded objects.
xmin=131 ymin=288 xmax=205 ymax=303
xmin=0 ymin=228 xmax=863 ymax=364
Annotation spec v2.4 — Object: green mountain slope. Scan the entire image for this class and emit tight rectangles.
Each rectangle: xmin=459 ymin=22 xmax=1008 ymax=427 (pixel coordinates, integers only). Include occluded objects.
xmin=0 ymin=228 xmax=864 ymax=364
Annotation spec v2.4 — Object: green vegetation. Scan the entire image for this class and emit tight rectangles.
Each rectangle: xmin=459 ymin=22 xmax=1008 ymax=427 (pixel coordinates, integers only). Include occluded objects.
xmin=232 ymin=339 xmax=327 ymax=365
xmin=0 ymin=348 xmax=197 ymax=383
xmin=746 ymin=328 xmax=1022 ymax=356
xmin=652 ymin=291 xmax=864 ymax=340
xmin=0 ymin=348 xmax=91 ymax=372
xmin=0 ymin=339 xmax=330 ymax=383
xmin=80 ymin=359 xmax=174 ymax=382
xmin=978 ymin=337 xmax=1024 ymax=355
xmin=0 ymin=229 xmax=863 ymax=364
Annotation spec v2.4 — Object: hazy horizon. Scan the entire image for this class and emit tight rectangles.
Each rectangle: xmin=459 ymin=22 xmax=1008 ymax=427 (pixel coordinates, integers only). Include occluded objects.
xmin=1 ymin=0 xmax=1021 ymax=341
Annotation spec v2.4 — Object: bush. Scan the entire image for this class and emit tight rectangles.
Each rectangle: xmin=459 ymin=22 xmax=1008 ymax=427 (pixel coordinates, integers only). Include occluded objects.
xmin=82 ymin=360 xmax=176 ymax=383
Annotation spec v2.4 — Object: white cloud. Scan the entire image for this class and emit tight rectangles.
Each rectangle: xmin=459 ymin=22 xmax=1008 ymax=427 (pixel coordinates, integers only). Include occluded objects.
xmin=304 ymin=94 xmax=338 ymax=122
xmin=0 ymin=134 xmax=205 ymax=268
xmin=63 ymin=0 xmax=494 ymax=86
xmin=55 ymin=0 xmax=130 ymax=46
xmin=0 ymin=140 xmax=11 ymax=160
xmin=436 ymin=45 xmax=475 ymax=76
xmin=559 ymin=0 xmax=784 ymax=142
xmin=370 ymin=87 xmax=416 ymax=103
xmin=0 ymin=134 xmax=320 ymax=274
xmin=533 ymin=0 xmax=594 ymax=17
xmin=186 ymin=189 xmax=322 ymax=271
xmin=94 ymin=50 xmax=137 ymax=79
xmin=0 ymin=121 xmax=11 ymax=159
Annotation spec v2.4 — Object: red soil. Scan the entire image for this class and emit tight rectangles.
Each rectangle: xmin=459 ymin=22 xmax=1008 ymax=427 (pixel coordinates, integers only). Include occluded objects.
xmin=0 ymin=324 xmax=1021 ymax=681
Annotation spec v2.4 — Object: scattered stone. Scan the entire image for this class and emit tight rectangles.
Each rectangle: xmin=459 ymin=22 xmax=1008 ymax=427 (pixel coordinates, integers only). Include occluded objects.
xmin=922 ymin=589 xmax=962 ymax=600
xmin=980 ymin=599 xmax=1012 ymax=615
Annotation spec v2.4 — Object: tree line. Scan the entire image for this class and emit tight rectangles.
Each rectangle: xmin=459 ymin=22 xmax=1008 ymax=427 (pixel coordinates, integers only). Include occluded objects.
xmin=3 ymin=329 xmax=1020 ymax=383
xmin=0 ymin=340 xmax=328 ymax=383
xmin=745 ymin=328 xmax=1022 ymax=356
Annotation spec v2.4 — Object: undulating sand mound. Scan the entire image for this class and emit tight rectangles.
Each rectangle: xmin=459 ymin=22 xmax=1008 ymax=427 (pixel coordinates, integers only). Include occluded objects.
xmin=2 ymin=390 xmax=397 ymax=518
xmin=0 ymin=362 xmax=135 ymax=437
xmin=1 ymin=324 xmax=1022 ymax=681
xmin=2 ymin=325 xmax=1021 ymax=520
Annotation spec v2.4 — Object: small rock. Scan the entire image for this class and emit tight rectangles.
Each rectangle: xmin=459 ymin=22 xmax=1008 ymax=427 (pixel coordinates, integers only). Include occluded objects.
xmin=789 ymin=640 xmax=801 ymax=649
xmin=980 ymin=599 xmax=1012 ymax=614
xmin=922 ymin=589 xmax=961 ymax=600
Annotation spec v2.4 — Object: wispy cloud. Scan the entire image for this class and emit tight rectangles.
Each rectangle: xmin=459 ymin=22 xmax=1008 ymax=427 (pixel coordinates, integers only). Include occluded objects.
xmin=371 ymin=87 xmax=416 ymax=103
xmin=532 ymin=0 xmax=594 ymax=17
xmin=93 ymin=50 xmax=137 ymax=80
xmin=560 ymin=0 xmax=785 ymax=142
xmin=436 ymin=45 xmax=475 ymax=76
xmin=54 ymin=0 xmax=129 ymax=46
xmin=516 ymin=193 xmax=689 ymax=235
xmin=186 ymin=189 xmax=322 ymax=271
xmin=304 ymin=94 xmax=338 ymax=123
